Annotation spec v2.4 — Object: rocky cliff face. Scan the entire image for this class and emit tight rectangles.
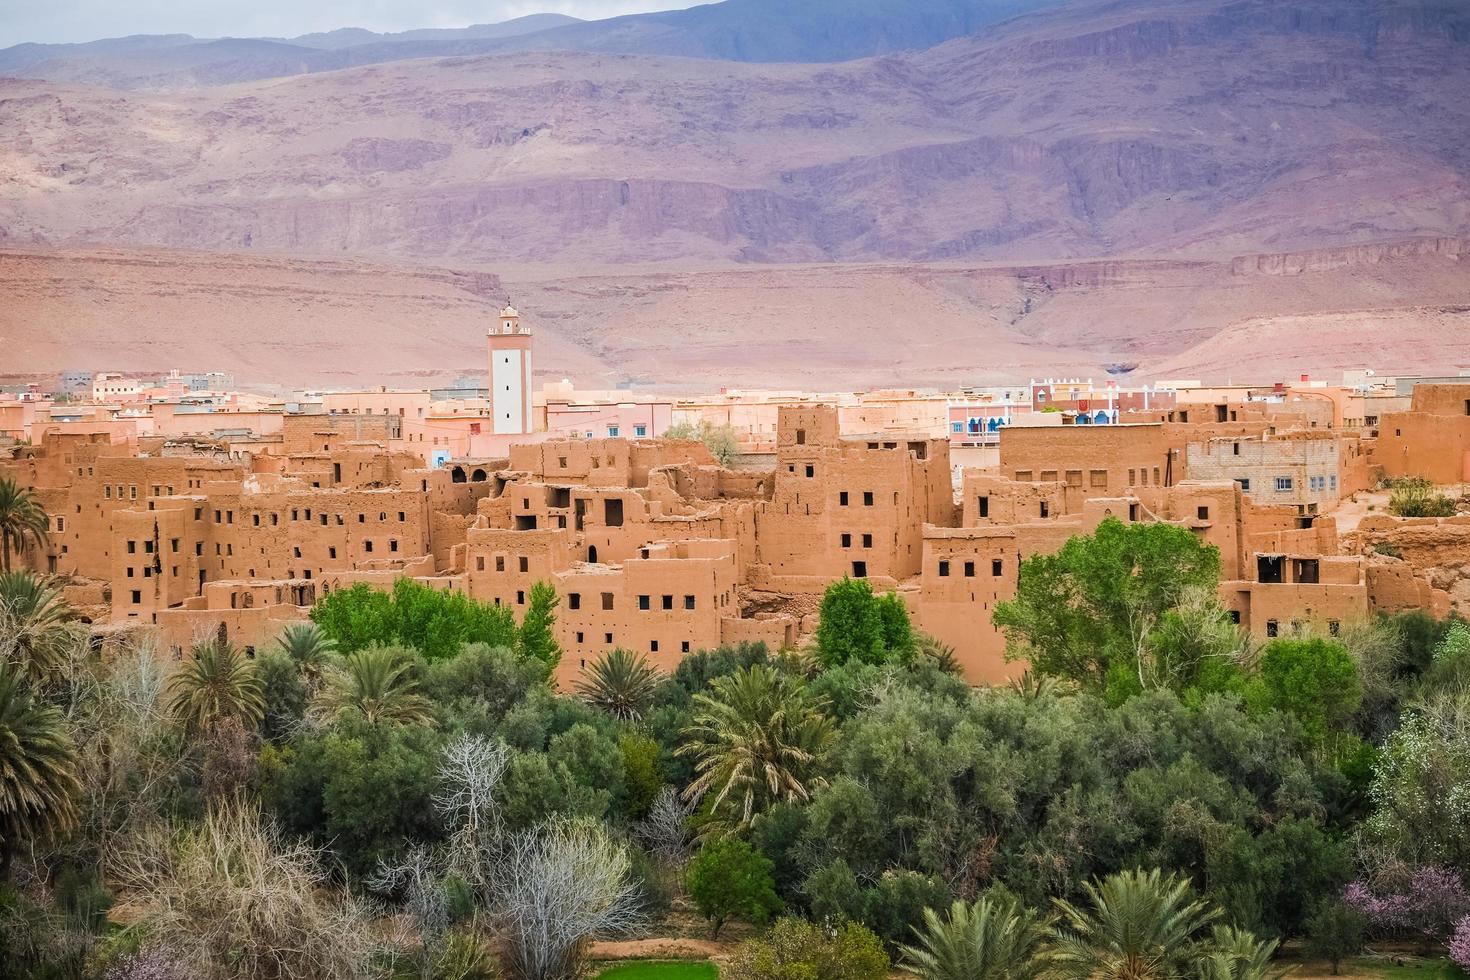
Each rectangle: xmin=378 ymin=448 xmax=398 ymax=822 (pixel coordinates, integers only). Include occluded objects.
xmin=1231 ymin=238 xmax=1467 ymax=276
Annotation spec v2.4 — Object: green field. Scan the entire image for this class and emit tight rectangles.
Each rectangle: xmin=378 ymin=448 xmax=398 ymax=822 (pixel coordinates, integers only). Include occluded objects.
xmin=594 ymin=961 xmax=719 ymax=980
xmin=1363 ymin=960 xmax=1468 ymax=980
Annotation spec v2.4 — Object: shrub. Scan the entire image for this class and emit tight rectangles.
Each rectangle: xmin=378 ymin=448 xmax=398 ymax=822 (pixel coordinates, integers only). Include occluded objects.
xmin=1344 ymin=866 xmax=1470 ymax=945
xmin=724 ymin=917 xmax=889 ymax=980
xmin=1451 ymin=915 xmax=1470 ymax=972
xmin=1389 ymin=478 xmax=1457 ymax=518
xmin=112 ymin=805 xmax=379 ymax=980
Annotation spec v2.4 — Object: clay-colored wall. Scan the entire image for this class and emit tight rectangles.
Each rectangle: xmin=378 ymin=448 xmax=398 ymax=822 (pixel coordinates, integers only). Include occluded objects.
xmin=999 ymin=424 xmax=1181 ymax=510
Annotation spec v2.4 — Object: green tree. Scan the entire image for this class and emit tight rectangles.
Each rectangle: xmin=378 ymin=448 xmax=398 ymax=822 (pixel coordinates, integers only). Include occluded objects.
xmin=1048 ymin=869 xmax=1219 ymax=980
xmin=1362 ymin=694 xmax=1470 ymax=869
xmin=310 ymin=582 xmax=395 ymax=653
xmin=310 ymin=579 xmax=517 ymax=659
xmin=993 ymin=517 xmax=1221 ymax=691
xmin=0 ymin=660 xmax=79 ymax=875
xmin=1248 ymin=637 xmax=1361 ymax=747
xmin=619 ymin=731 xmax=663 ymax=820
xmin=664 ymin=420 xmax=740 ymax=466
xmin=168 ymin=640 xmax=265 ymax=735
xmin=685 ymin=836 xmax=782 ymax=937
xmin=317 ymin=647 xmax=433 ymax=727
xmin=679 ymin=664 xmax=835 ymax=832
xmin=1303 ymin=900 xmax=1366 ymax=976
xmin=815 ymin=578 xmax=887 ymax=667
xmin=1423 ymin=620 xmax=1470 ymax=695
xmin=262 ymin=718 xmax=443 ymax=878
xmin=517 ymin=581 xmax=562 ymax=669
xmin=876 ymin=591 xmax=915 ymax=663
xmin=0 ymin=477 xmax=48 ymax=573
xmin=899 ymin=896 xmax=1051 ymax=980
xmin=577 ymin=648 xmax=661 ymax=723
xmin=725 ymin=918 xmax=889 ymax=980
xmin=256 ymin=651 xmax=309 ymax=744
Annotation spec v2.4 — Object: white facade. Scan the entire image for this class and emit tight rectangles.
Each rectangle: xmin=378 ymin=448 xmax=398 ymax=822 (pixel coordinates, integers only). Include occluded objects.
xmin=489 ymin=306 xmax=532 ymax=436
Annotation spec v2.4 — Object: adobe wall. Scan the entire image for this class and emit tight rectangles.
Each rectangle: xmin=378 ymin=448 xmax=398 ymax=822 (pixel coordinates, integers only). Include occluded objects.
xmin=999 ymin=424 xmax=1181 ymax=509
xmin=1344 ymin=515 xmax=1470 ymax=612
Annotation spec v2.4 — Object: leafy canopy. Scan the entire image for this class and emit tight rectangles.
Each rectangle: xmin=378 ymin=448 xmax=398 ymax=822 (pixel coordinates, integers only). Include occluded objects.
xmin=685 ymin=836 xmax=782 ymax=937
xmin=816 ymin=577 xmax=914 ymax=668
xmin=993 ymin=517 xmax=1222 ymax=693
xmin=311 ymin=578 xmax=517 ymax=660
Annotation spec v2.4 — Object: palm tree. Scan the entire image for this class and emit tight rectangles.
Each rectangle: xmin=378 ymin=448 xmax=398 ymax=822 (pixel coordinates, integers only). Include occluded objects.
xmin=900 ymin=897 xmax=1051 ymax=980
xmin=915 ymin=632 xmax=963 ymax=676
xmin=0 ymin=571 xmax=73 ymax=682
xmin=276 ymin=622 xmax=334 ymax=690
xmin=575 ymin=647 xmax=661 ymax=723
xmin=1193 ymin=926 xmax=1289 ymax=980
xmin=317 ymin=647 xmax=432 ymax=727
xmin=168 ymin=640 xmax=265 ymax=734
xmin=0 ymin=477 xmax=49 ymax=572
xmin=1009 ymin=669 xmax=1063 ymax=701
xmin=1049 ymin=869 xmax=1219 ymax=980
xmin=0 ymin=660 xmax=80 ymax=874
xmin=678 ymin=663 xmax=835 ymax=832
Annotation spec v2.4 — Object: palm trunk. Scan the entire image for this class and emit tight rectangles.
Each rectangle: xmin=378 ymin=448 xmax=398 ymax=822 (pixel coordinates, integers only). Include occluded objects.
xmin=2 ymin=532 xmax=10 ymax=572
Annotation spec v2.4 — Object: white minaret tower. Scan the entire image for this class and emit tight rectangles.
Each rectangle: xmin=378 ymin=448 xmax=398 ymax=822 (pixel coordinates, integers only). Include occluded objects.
xmin=488 ymin=304 xmax=533 ymax=435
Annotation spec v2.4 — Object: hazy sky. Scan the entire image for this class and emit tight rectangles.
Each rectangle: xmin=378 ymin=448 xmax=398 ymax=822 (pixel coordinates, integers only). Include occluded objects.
xmin=0 ymin=0 xmax=696 ymax=48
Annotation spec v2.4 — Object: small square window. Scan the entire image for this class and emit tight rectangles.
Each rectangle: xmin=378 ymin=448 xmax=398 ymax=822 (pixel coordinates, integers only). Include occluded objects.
xmin=863 ymin=491 xmax=874 ymax=506
xmin=684 ymin=595 xmax=695 ymax=610
xmin=964 ymin=561 xmax=975 ymax=577
xmin=662 ymin=595 xmax=673 ymax=610
xmin=839 ymin=491 xmax=849 ymax=506
xmin=938 ymin=560 xmax=950 ymax=577
xmin=639 ymin=595 xmax=651 ymax=610
xmin=840 ymin=533 xmax=852 ymax=548
xmin=519 ymin=556 xmax=529 ymax=573
xmin=862 ymin=533 xmax=873 ymax=548
xmin=991 ymin=558 xmax=1003 ymax=576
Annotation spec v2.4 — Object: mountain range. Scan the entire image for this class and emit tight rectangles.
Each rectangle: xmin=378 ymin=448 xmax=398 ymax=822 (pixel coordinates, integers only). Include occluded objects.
xmin=1 ymin=0 xmax=1467 ymax=387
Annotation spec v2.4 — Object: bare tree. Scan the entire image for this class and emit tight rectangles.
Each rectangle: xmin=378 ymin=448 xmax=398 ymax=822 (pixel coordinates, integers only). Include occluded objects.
xmin=435 ymin=734 xmax=509 ymax=894
xmin=369 ymin=846 xmax=453 ymax=980
xmin=494 ymin=819 xmax=645 ymax=980
xmin=633 ymin=786 xmax=695 ymax=863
